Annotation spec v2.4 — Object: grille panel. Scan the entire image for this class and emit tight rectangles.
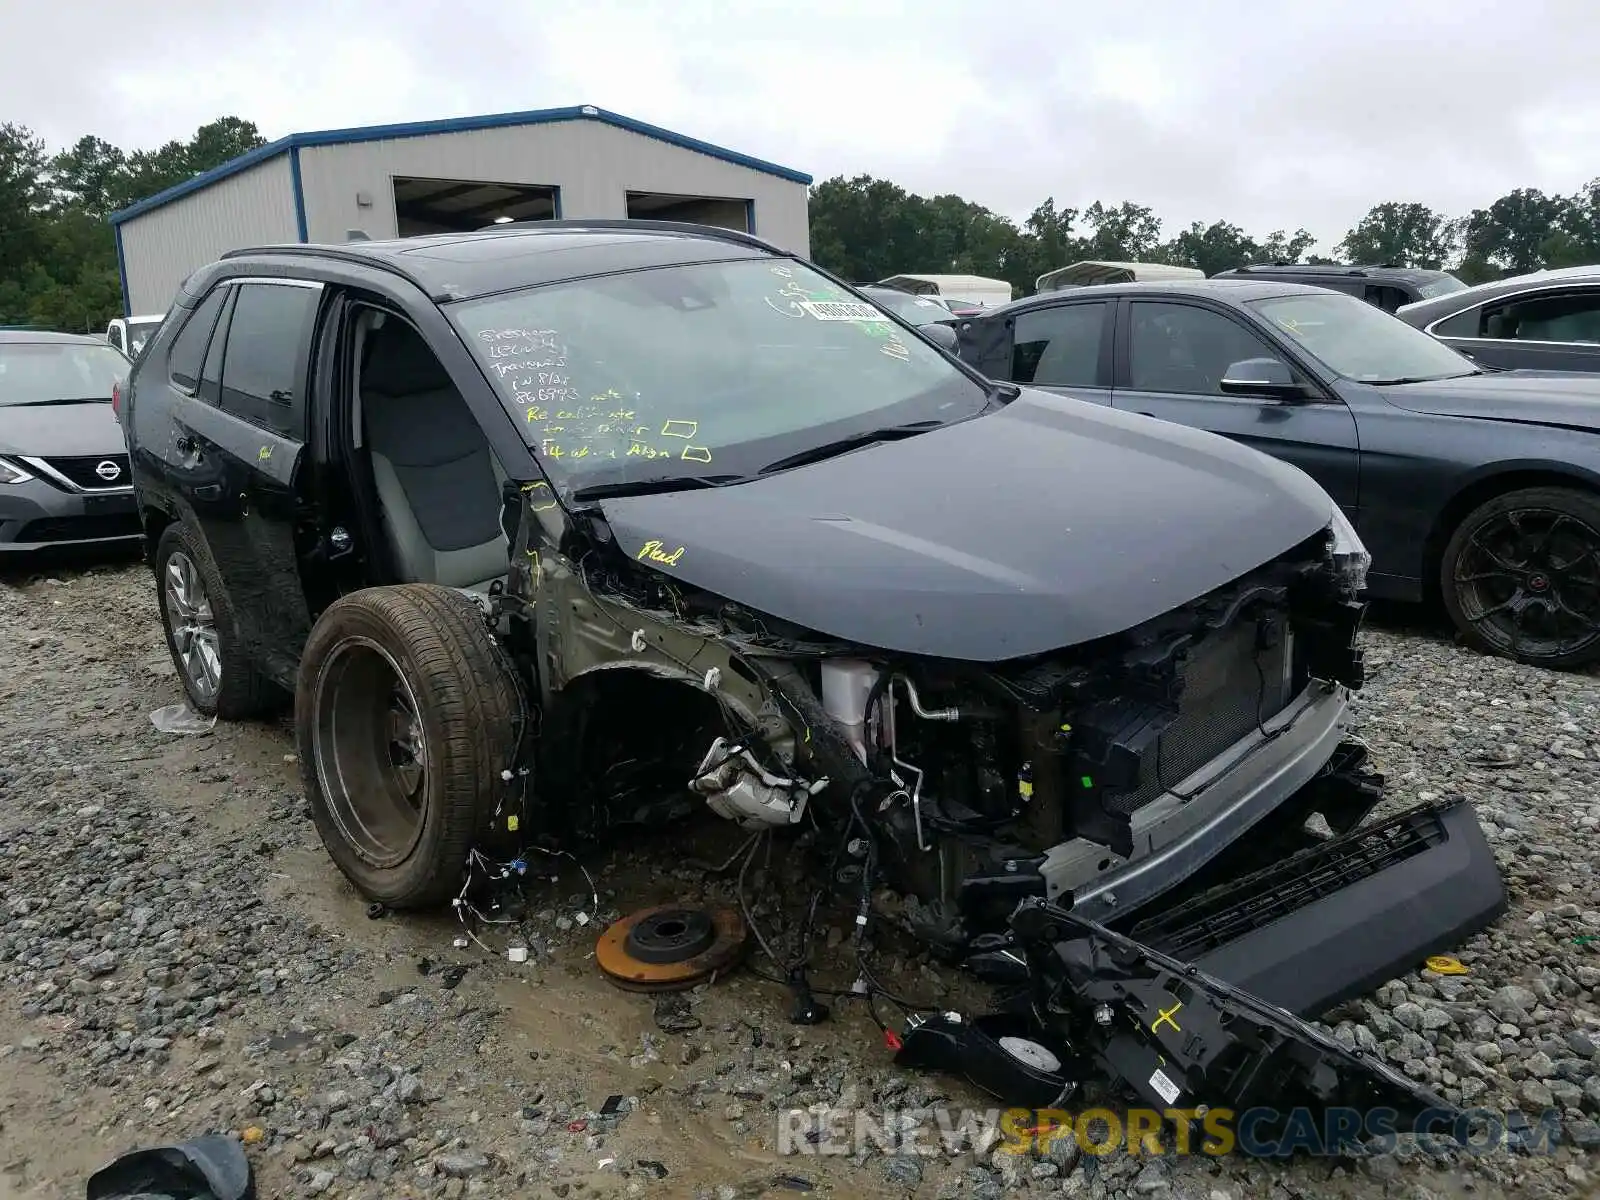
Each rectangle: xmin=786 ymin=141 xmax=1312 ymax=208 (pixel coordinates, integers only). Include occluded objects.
xmin=40 ymin=454 xmax=130 ymax=490
xmin=1105 ymin=618 xmax=1292 ymax=816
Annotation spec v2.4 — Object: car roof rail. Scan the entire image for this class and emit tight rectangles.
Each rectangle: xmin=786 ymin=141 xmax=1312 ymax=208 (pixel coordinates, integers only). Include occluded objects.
xmin=479 ymin=217 xmax=782 ymax=255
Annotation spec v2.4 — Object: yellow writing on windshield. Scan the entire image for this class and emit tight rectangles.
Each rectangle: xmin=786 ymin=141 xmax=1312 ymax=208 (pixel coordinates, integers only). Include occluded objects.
xmin=660 ymin=419 xmax=699 ymax=439
xmin=637 ymin=540 xmax=685 ymax=567
xmin=681 ymin=446 xmax=712 ymax=463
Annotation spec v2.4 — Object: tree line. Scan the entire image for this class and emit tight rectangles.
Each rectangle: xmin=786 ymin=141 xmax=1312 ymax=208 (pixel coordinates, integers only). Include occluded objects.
xmin=808 ymin=175 xmax=1600 ymax=296
xmin=2 ymin=114 xmax=1598 ymax=330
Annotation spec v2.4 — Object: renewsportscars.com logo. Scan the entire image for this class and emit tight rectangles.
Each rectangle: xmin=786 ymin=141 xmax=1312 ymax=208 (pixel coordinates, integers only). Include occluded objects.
xmin=776 ymin=1102 xmax=1567 ymax=1159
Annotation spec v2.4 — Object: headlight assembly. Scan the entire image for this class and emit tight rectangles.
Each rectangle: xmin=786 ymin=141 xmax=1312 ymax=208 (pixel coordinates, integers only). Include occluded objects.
xmin=0 ymin=457 xmax=32 ymax=485
xmin=1328 ymin=503 xmax=1370 ymax=593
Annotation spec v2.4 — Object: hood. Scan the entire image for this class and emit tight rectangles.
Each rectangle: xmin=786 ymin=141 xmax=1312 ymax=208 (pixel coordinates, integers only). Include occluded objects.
xmin=596 ymin=391 xmax=1335 ymax=662
xmin=1379 ymin=371 xmax=1600 ymax=432
xmin=0 ymin=400 xmax=124 ymax=457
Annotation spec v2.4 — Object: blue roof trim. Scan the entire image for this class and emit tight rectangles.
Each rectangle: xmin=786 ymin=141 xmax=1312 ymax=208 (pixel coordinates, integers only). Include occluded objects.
xmin=288 ymin=147 xmax=308 ymax=242
xmin=109 ymin=105 xmax=811 ymax=227
xmin=114 ymin=224 xmax=131 ymax=317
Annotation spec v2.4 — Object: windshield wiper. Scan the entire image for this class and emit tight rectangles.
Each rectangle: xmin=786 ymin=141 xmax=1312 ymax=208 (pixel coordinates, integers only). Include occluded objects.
xmin=570 ymin=473 xmax=751 ymax=504
xmin=1367 ymin=371 xmax=1482 ymax=385
xmin=756 ymin=420 xmax=945 ymax=476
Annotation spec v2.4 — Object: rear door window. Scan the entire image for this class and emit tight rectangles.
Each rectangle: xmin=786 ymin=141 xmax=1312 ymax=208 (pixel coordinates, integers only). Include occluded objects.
xmin=167 ymin=288 xmax=229 ymax=392
xmin=216 ymin=282 xmax=321 ymax=439
xmin=1483 ymin=289 xmax=1600 ymax=343
xmin=1010 ymin=302 xmax=1109 ymax=387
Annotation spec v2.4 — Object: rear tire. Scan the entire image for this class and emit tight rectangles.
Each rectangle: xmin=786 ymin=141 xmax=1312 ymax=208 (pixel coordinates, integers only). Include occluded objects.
xmin=296 ymin=584 xmax=520 ymax=909
xmin=1440 ymin=486 xmax=1600 ymax=670
xmin=153 ymin=521 xmax=275 ymax=719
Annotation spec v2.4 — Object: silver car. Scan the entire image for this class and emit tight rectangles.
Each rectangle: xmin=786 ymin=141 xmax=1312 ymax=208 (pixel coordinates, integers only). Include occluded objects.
xmin=0 ymin=330 xmax=140 ymax=553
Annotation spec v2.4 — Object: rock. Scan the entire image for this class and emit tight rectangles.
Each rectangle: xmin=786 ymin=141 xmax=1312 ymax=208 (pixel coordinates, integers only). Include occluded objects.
xmin=435 ymin=1150 xmax=492 ymax=1179
xmin=1520 ymin=1079 xmax=1556 ymax=1110
xmin=1489 ymin=985 xmax=1537 ymax=1021
xmin=306 ymin=1169 xmax=335 ymax=1195
xmin=882 ymin=1156 xmax=922 ymax=1186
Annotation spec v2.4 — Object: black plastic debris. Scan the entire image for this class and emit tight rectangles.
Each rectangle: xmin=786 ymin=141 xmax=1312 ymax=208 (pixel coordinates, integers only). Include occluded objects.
xmin=440 ymin=965 xmax=468 ymax=990
xmin=637 ymin=1160 xmax=669 ymax=1179
xmin=365 ymin=902 xmax=387 ymax=920
xmin=599 ymin=1094 xmax=625 ymax=1117
xmin=652 ymin=993 xmax=701 ymax=1034
xmin=86 ymin=1133 xmax=253 ymax=1200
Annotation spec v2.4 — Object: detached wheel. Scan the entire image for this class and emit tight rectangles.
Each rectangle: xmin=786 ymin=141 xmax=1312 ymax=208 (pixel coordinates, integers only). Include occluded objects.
xmin=296 ymin=584 xmax=519 ymax=909
xmin=1441 ymin=486 xmax=1600 ymax=670
xmin=154 ymin=521 xmax=274 ymax=719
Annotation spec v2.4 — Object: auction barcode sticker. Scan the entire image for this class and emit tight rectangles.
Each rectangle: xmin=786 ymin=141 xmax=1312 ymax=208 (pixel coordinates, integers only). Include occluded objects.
xmin=799 ymin=300 xmax=889 ymax=322
xmin=1148 ymin=1068 xmax=1181 ymax=1105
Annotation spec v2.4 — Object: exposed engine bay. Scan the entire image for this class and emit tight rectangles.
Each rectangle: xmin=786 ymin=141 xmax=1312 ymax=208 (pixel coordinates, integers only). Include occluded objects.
xmin=436 ymin=485 xmax=1508 ymax=1134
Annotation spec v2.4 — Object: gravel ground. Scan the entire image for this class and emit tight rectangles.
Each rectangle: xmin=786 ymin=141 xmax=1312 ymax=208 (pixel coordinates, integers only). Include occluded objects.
xmin=1 ymin=558 xmax=1598 ymax=1199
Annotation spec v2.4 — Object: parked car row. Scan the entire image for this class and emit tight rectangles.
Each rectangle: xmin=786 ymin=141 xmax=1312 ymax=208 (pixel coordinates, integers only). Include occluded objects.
xmin=952 ymin=276 xmax=1600 ymax=668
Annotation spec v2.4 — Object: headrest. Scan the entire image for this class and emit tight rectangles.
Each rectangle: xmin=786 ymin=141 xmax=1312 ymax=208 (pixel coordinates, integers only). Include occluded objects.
xmin=361 ymin=321 xmax=454 ymax=396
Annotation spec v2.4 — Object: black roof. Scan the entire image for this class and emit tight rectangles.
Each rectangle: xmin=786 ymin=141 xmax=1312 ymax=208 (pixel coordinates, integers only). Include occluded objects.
xmin=1214 ymin=263 xmax=1456 ymax=285
xmin=220 ymin=220 xmax=783 ymax=302
xmin=978 ymin=278 xmax=1327 ymax=319
xmin=0 ymin=329 xmax=107 ymax=346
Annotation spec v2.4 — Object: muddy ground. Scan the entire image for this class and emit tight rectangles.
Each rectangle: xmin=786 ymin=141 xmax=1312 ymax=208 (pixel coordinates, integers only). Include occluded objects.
xmin=0 ymin=553 xmax=1597 ymax=1200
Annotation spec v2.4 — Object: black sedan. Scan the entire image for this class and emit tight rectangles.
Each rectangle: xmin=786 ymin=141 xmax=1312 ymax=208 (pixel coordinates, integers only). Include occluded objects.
xmin=1396 ymin=265 xmax=1600 ymax=374
xmin=957 ymin=279 xmax=1600 ymax=669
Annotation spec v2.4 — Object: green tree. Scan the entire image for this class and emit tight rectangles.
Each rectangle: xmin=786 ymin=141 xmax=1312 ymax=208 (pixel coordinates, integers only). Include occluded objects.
xmin=1460 ymin=187 xmax=1570 ymax=275
xmin=1161 ymin=220 xmax=1258 ymax=275
xmin=1337 ymin=202 xmax=1457 ymax=268
xmin=1081 ymin=200 xmax=1162 ymax=261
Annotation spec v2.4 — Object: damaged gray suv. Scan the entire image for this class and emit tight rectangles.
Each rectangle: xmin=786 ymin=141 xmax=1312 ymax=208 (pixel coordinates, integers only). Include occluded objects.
xmin=123 ymin=222 xmax=1504 ymax=1126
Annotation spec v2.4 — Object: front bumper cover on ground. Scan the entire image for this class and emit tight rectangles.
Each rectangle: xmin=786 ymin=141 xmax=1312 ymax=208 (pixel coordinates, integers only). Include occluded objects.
xmin=897 ymin=796 xmax=1506 ymax=1134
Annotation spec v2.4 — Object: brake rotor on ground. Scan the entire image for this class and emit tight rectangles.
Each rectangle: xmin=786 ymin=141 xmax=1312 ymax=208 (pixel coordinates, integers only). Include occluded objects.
xmin=596 ymin=904 xmax=749 ymax=993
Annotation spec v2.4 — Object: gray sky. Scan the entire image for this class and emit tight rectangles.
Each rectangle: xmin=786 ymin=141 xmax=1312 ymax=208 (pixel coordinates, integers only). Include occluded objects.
xmin=6 ymin=0 xmax=1599 ymax=250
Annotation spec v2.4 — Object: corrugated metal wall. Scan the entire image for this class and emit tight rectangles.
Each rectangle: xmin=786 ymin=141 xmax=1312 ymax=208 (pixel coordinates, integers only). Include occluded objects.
xmin=117 ymin=155 xmax=299 ymax=314
xmin=298 ymin=121 xmax=810 ymax=255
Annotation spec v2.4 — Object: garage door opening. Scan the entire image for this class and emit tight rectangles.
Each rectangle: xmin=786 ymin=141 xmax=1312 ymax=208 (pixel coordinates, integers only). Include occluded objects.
xmin=626 ymin=191 xmax=752 ymax=234
xmin=392 ymin=176 xmax=558 ymax=236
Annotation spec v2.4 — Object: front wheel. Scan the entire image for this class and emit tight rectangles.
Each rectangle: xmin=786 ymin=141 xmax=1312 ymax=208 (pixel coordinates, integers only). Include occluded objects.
xmin=296 ymin=585 xmax=520 ymax=909
xmin=1440 ymin=486 xmax=1600 ymax=670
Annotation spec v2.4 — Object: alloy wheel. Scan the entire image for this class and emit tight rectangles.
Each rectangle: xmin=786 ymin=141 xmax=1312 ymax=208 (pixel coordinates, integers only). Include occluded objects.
xmin=1452 ymin=506 xmax=1600 ymax=662
xmin=164 ymin=551 xmax=222 ymax=703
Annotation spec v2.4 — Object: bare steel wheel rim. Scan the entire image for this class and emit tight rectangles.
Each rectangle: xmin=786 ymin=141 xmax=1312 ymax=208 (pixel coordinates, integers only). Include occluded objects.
xmin=164 ymin=550 xmax=221 ymax=703
xmin=1454 ymin=505 xmax=1600 ymax=661
xmin=312 ymin=637 xmax=429 ymax=869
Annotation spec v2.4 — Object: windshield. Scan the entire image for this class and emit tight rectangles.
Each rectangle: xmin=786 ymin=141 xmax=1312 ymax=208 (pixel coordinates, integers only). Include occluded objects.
xmin=1248 ymin=292 xmax=1479 ymax=383
xmin=862 ymin=288 xmax=954 ymax=326
xmin=0 ymin=342 xmax=130 ymax=406
xmin=1416 ymin=274 xmax=1467 ymax=300
xmin=450 ymin=257 xmax=986 ymax=489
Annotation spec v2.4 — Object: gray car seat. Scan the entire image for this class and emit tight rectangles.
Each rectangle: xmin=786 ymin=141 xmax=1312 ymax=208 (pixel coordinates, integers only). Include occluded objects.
xmin=360 ymin=319 xmax=507 ymax=591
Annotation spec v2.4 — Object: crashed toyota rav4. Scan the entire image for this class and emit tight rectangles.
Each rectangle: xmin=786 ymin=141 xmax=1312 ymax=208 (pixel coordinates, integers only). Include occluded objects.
xmin=123 ymin=221 xmax=1506 ymax=1133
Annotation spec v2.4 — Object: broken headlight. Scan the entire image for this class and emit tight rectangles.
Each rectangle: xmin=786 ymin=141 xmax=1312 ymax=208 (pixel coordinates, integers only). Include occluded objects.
xmin=1328 ymin=503 xmax=1370 ymax=593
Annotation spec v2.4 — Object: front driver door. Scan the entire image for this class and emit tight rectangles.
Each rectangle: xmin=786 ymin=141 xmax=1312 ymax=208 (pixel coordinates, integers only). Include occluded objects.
xmin=1110 ymin=297 xmax=1360 ymax=512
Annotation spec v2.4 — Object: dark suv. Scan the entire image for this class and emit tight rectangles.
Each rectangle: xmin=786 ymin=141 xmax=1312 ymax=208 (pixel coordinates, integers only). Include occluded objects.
xmin=120 ymin=222 xmax=1500 ymax=1113
xmin=1210 ymin=264 xmax=1466 ymax=312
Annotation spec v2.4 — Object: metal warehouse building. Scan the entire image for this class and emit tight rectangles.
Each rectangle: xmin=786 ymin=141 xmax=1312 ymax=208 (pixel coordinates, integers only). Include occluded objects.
xmin=109 ymin=104 xmax=813 ymax=315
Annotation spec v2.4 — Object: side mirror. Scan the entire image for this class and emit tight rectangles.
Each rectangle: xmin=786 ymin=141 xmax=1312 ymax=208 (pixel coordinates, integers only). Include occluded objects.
xmin=920 ymin=323 xmax=959 ymax=353
xmin=1219 ymin=357 xmax=1306 ymax=400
